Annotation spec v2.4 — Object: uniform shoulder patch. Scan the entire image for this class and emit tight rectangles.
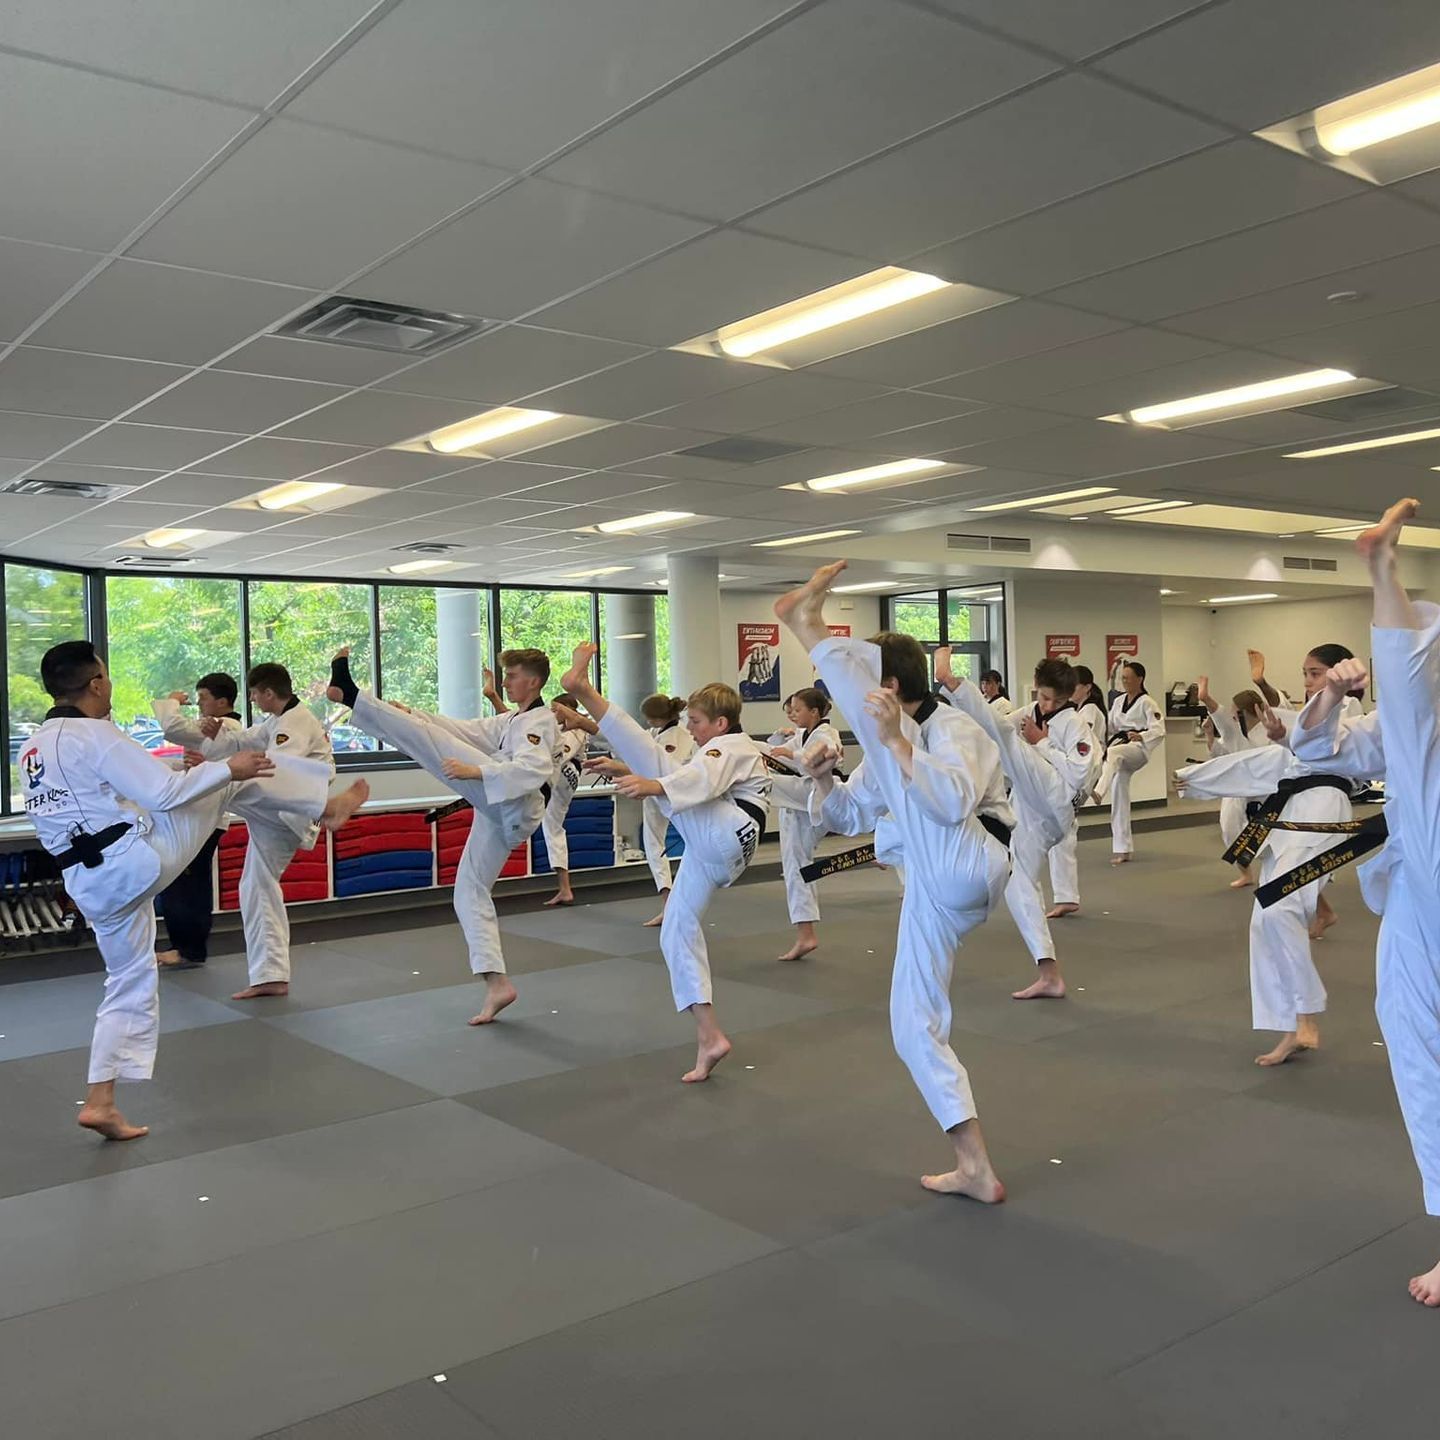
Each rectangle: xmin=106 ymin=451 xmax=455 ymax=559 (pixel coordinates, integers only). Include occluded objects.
xmin=526 ymin=732 xmax=542 ymax=744
xmin=664 ymin=744 xmax=676 ymax=752
xmin=1076 ymin=741 xmax=1090 ymax=756
xmin=705 ymin=748 xmax=722 ymax=758
xmin=275 ymin=734 xmax=289 ymax=745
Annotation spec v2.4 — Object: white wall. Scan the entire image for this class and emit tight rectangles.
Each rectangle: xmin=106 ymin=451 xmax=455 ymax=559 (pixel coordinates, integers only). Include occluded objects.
xmin=1159 ymin=606 xmax=1213 ymax=696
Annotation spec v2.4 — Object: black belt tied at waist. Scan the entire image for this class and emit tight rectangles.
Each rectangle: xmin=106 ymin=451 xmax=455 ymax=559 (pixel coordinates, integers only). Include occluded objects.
xmin=979 ymin=813 xmax=1013 ymax=849
xmin=54 ymin=822 xmax=132 ymax=870
xmin=1223 ymin=774 xmax=1352 ymax=868
xmin=736 ymin=799 xmax=766 ymax=830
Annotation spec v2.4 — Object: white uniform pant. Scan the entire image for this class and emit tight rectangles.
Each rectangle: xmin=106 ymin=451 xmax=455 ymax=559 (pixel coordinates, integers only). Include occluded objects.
xmin=236 ymin=814 xmax=312 ymax=986
xmin=1048 ymin=818 xmax=1080 ymax=906
xmin=352 ymin=694 xmax=536 ymax=976
xmin=779 ymin=807 xmax=820 ymax=924
xmin=599 ymin=707 xmax=758 ymax=1011
xmin=811 ymin=636 xmax=1008 ymax=1131
xmin=1004 ymin=825 xmax=1053 ymax=962
xmin=1096 ymin=743 xmax=1149 ymax=854
xmin=641 ymin=796 xmax=673 ymax=892
xmin=1219 ymin=796 xmax=1248 ymax=853
xmin=540 ymin=763 xmax=580 ymax=873
xmin=87 ymin=756 xmax=329 ymax=1083
xmin=1248 ymin=832 xmax=1332 ymax=1031
xmin=1372 ymin=617 xmax=1440 ymax=1213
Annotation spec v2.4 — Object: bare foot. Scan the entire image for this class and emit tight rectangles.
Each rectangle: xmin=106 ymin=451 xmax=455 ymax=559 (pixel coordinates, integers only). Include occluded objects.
xmin=77 ymin=1105 xmax=148 ymax=1141
xmin=559 ymin=641 xmax=598 ymax=696
xmin=232 ymin=982 xmax=289 ymax=1000
xmin=921 ymin=1168 xmax=1007 ymax=1202
xmin=321 ymin=778 xmax=370 ymax=831
xmin=155 ymin=949 xmax=181 ymax=967
xmin=1408 ymin=1258 xmax=1440 ymax=1307
xmin=468 ymin=974 xmax=517 ymax=1025
xmin=643 ymin=911 xmax=665 ymax=928
xmin=778 ymin=940 xmax=818 ymax=962
xmin=1012 ymin=966 xmax=1066 ymax=1000
xmin=773 ymin=559 xmax=847 ymax=626
xmin=1255 ymin=1023 xmax=1319 ymax=1066
xmin=682 ymin=1032 xmax=732 ymax=1083
xmin=543 ymin=892 xmax=575 ymax=907
xmin=1310 ymin=911 xmax=1338 ymax=940
xmin=1355 ymin=498 xmax=1419 ymax=560
xmin=1111 ymin=852 xmax=1132 ymax=866
xmin=1046 ymin=902 xmax=1080 ymax=919
xmin=1229 ymin=871 xmax=1253 ymax=889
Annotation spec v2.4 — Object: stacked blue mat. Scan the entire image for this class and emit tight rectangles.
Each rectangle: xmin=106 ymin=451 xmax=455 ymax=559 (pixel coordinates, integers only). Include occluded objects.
xmin=531 ymin=794 xmax=616 ymax=874
xmin=333 ymin=813 xmax=435 ymax=898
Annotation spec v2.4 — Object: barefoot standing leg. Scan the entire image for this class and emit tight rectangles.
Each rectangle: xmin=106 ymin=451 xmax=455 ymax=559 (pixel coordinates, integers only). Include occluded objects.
xmin=921 ymin=1119 xmax=1006 ymax=1203
xmin=683 ymin=1002 xmax=732 ymax=1082
xmin=469 ymin=971 xmax=518 ymax=1025
xmin=76 ymin=1081 xmax=148 ymax=1142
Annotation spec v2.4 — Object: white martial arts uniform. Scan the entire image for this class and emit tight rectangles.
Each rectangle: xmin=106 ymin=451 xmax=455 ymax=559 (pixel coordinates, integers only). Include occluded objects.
xmin=20 ymin=712 xmax=330 ymax=1082
xmin=1047 ymin=696 xmax=1107 ymax=906
xmin=1177 ymin=743 xmax=1351 ymax=1033
xmin=1290 ymin=612 xmax=1440 ymax=1212
xmin=988 ymin=694 xmax=1015 ymax=720
xmin=809 ymin=636 xmax=1013 ymax=1132
xmin=598 ymin=708 xmax=768 ymax=1011
xmin=153 ymin=697 xmax=243 ymax=755
xmin=1095 ymin=690 xmax=1165 ymax=855
xmin=541 ymin=728 xmax=588 ymax=873
xmin=192 ymin=699 xmax=334 ymax=986
xmin=1205 ymin=703 xmax=1274 ymax=855
xmin=641 ymin=721 xmax=696 ymax=893
xmin=766 ymin=720 xmax=843 ymax=925
xmin=348 ymin=693 xmax=557 ymax=977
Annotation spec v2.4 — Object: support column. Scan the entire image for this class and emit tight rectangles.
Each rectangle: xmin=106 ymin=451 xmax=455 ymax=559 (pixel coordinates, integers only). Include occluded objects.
xmin=437 ymin=588 xmax=483 ymax=717
xmin=667 ymin=553 xmax=721 ymax=699
xmin=603 ymin=592 xmax=657 ymax=716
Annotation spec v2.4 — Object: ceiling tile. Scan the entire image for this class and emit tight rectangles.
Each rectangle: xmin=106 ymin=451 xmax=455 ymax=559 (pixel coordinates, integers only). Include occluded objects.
xmin=531 ymin=230 xmax=868 ymax=348
xmin=58 ymin=422 xmax=247 ymax=470
xmin=0 ymin=52 xmax=251 ymax=249
xmin=28 ymin=261 xmax=316 ymax=365
xmin=270 ymin=390 xmax=479 ymax=447
xmin=913 ymin=140 xmax=1367 ymax=297
xmin=284 ymin=0 xmax=798 ymax=169
xmin=646 ymin=372 xmax=891 ymax=432
xmin=507 ymin=470 xmax=677 ymax=505
xmin=403 ymin=460 xmax=586 ymax=500
xmin=1097 ymin=0 xmax=1440 ymax=130
xmin=546 ymin=0 xmax=1053 ymax=220
xmin=877 ymin=405 xmax=1072 ymax=452
xmin=0 ymin=239 xmax=102 ymax=344
xmin=748 ymin=390 xmax=985 ymax=446
xmin=127 ymin=370 xmax=346 ymax=432
xmin=132 ymin=119 xmax=510 ymax=288
xmin=360 ymin=179 xmax=706 ymax=323
xmin=206 ymin=335 xmax=417 ymax=387
xmin=1262 ymin=298 xmax=1440 ymax=374
xmin=745 ymin=72 xmax=1223 ymax=261
xmin=125 ymin=472 xmax=274 ymax=506
xmin=516 ymin=423 xmax=720 ymax=470
xmin=0 ymin=349 xmax=187 ymax=420
xmin=951 ymin=417 xmax=1252 ymax=477
xmin=925 ymin=0 xmax=1211 ymax=59
xmin=287 ymin=449 xmax=487 ymax=491
xmin=0 ymin=411 xmax=104 ymax=460
xmin=523 ymin=350 xmax=764 ymax=421
xmin=183 ymin=436 xmax=369 ymax=481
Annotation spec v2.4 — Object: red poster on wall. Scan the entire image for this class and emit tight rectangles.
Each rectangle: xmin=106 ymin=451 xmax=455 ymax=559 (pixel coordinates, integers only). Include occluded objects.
xmin=738 ymin=623 xmax=781 ymax=701
xmin=826 ymin=624 xmax=851 ymax=638
xmin=1106 ymin=632 xmax=1139 ymax=676
xmin=1045 ymin=633 xmax=1080 ymax=659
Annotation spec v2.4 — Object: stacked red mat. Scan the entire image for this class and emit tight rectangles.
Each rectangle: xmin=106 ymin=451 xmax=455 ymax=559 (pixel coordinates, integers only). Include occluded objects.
xmin=217 ymin=824 xmax=330 ymax=910
xmin=332 ymin=811 xmax=434 ymax=897
xmin=436 ymin=805 xmax=529 ymax=886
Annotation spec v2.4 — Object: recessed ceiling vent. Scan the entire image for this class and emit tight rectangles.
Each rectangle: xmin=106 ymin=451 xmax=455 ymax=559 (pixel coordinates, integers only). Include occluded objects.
xmin=2 ymin=476 xmax=136 ymax=501
xmin=275 ymin=297 xmax=481 ymax=356
xmin=947 ymin=532 xmax=1031 ymax=554
xmin=112 ymin=554 xmax=198 ymax=569
xmin=1293 ymin=386 xmax=1436 ymax=421
xmin=1283 ymin=555 xmax=1340 ymax=572
xmin=675 ymin=437 xmax=812 ymax=464
xmin=393 ymin=541 xmax=464 ymax=555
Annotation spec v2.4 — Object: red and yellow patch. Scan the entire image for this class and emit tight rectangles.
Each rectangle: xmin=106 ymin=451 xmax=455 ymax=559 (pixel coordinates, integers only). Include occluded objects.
xmin=526 ymin=733 xmax=542 ymax=745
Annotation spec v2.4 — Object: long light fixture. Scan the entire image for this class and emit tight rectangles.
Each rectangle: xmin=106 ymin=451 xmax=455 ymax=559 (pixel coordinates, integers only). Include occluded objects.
xmin=142 ymin=527 xmax=203 ymax=549
xmin=557 ymin=565 xmax=633 ymax=579
xmin=1284 ymin=425 xmax=1440 ymax=459
xmin=426 ymin=407 xmax=560 ymax=455
xmin=833 ymin=580 xmax=901 ymax=593
xmin=1312 ymin=60 xmax=1440 ymax=156
xmin=804 ymin=458 xmax=944 ymax=493
xmin=389 ymin=558 xmax=456 ymax=575
xmin=1206 ymin=592 xmax=1279 ymax=604
xmin=1117 ymin=369 xmax=1355 ymax=426
xmin=1107 ymin=499 xmax=1192 ymax=516
xmin=972 ymin=486 xmax=1116 ymax=513
xmin=753 ymin=528 xmax=862 ymax=547
xmin=716 ymin=269 xmax=949 ymax=359
xmin=1312 ymin=524 xmax=1368 ymax=537
xmin=594 ymin=510 xmax=695 ymax=534
xmin=255 ymin=479 xmax=345 ymax=511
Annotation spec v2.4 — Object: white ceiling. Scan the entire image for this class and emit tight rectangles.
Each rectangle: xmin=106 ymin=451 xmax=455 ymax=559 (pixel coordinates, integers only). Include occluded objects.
xmin=4 ymin=0 xmax=1440 ymax=590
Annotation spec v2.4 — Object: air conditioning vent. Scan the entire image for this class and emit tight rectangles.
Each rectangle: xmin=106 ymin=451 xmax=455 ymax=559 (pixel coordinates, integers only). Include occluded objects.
xmin=675 ymin=437 xmax=812 ymax=464
xmin=2 ymin=476 xmax=136 ymax=501
xmin=393 ymin=541 xmax=465 ymax=555
xmin=947 ymin=532 xmax=1031 ymax=555
xmin=1283 ymin=555 xmax=1340 ymax=572
xmin=112 ymin=554 xmax=199 ymax=569
xmin=275 ymin=296 xmax=481 ymax=356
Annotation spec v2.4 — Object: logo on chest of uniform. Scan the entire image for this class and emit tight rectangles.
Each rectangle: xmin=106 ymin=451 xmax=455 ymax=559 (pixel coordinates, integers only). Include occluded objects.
xmin=20 ymin=747 xmax=44 ymax=787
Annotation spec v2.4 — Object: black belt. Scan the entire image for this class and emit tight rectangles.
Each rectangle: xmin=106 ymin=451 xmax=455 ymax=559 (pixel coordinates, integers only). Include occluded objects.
xmin=540 ymin=782 xmax=552 ymax=806
xmin=1253 ymin=813 xmax=1389 ymax=908
xmin=54 ymin=822 xmax=132 ymax=870
xmin=801 ymin=842 xmax=875 ymax=883
xmin=979 ymin=813 xmax=1012 ymax=849
xmin=1223 ymin=774 xmax=1352 ymax=868
xmin=737 ymin=799 xmax=766 ymax=830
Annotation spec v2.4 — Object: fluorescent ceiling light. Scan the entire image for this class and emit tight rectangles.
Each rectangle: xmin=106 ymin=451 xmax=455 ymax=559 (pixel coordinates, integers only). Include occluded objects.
xmin=716 ymin=268 xmax=949 ymax=359
xmin=1285 ymin=425 xmax=1440 ymax=459
xmin=388 ymin=558 xmax=456 ymax=575
xmin=1107 ymin=500 xmax=1192 ymax=516
xmin=142 ymin=527 xmax=203 ymax=549
xmin=427 ymin=407 xmax=560 ymax=455
xmin=1159 ymin=588 xmax=1179 ymax=596
xmin=753 ymin=528 xmax=862 ymax=547
xmin=1116 ymin=369 xmax=1355 ymax=426
xmin=833 ymin=580 xmax=901 ymax=592
xmin=594 ymin=510 xmax=695 ymax=534
xmin=805 ymin=458 xmax=945 ymax=493
xmin=1313 ymin=60 xmax=1440 ymax=155
xmin=972 ymin=486 xmax=1116 ymax=513
xmin=1312 ymin=524 xmax=1368 ymax=537
xmin=255 ymin=479 xmax=345 ymax=511
xmin=557 ymin=565 xmax=633 ymax=579
xmin=1206 ymin=593 xmax=1279 ymax=604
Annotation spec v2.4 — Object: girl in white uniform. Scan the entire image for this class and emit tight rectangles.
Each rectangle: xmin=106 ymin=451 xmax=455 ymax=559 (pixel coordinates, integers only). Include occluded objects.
xmin=23 ymin=641 xmax=365 ymax=1143
xmin=766 ymin=687 xmax=842 ymax=963
xmin=979 ymin=669 xmax=1013 ymax=720
xmin=1196 ymin=679 xmax=1270 ymax=889
xmin=637 ymin=695 xmax=696 ymax=927
xmin=778 ymin=561 xmax=1014 ymax=1205
xmin=541 ymin=695 xmax=589 ymax=907
xmin=1094 ymin=660 xmax=1165 ymax=864
xmin=564 ymin=645 xmax=768 ymax=1084
xmin=1046 ymin=664 xmax=1107 ymax=917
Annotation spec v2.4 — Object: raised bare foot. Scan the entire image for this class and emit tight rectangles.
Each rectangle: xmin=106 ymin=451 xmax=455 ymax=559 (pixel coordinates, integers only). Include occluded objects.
xmin=559 ymin=641 xmax=598 ymax=696
xmin=777 ymin=939 xmax=818 ymax=962
xmin=1229 ymin=871 xmax=1253 ymax=889
xmin=1046 ymin=902 xmax=1080 ymax=919
xmin=682 ymin=1032 xmax=732 ymax=1083
xmin=468 ymin=975 xmax=518 ymax=1025
xmin=1012 ymin=966 xmax=1066 ymax=1000
xmin=544 ymin=892 xmax=574 ymax=907
xmin=1111 ymin=852 xmax=1132 ymax=866
xmin=232 ymin=982 xmax=289 ymax=1000
xmin=921 ymin=1165 xmax=1006 ymax=1203
xmin=773 ymin=559 xmax=847 ymax=626
xmin=321 ymin=778 xmax=370 ymax=831
xmin=1408 ymin=1258 xmax=1440 ymax=1307
xmin=1356 ymin=498 xmax=1419 ymax=560
xmin=77 ymin=1105 xmax=148 ymax=1141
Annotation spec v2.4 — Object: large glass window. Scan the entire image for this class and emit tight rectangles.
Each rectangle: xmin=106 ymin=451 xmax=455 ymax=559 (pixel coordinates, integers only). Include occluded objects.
xmin=891 ymin=591 xmax=941 ymax=643
xmin=105 ymin=576 xmax=244 ymax=749
xmin=6 ymin=563 xmax=88 ymax=806
xmin=248 ymin=580 xmax=376 ymax=748
xmin=498 ymin=588 xmax=594 ymax=700
xmin=597 ymin=590 xmax=669 ymax=704
xmin=378 ymin=585 xmax=492 ymax=718
xmin=886 ymin=584 xmax=1007 ymax=691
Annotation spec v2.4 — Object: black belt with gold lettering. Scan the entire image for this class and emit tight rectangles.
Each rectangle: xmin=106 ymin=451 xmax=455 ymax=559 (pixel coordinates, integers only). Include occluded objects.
xmin=800 ymin=843 xmax=876 ymax=883
xmin=1252 ymin=812 xmax=1389 ymax=908
xmin=1222 ymin=774 xmax=1352 ymax=868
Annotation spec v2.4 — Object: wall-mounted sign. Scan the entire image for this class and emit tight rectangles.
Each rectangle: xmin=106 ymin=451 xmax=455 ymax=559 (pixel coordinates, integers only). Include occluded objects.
xmin=1045 ymin=633 xmax=1080 ymax=659
xmin=738 ymin=623 xmax=781 ymax=701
